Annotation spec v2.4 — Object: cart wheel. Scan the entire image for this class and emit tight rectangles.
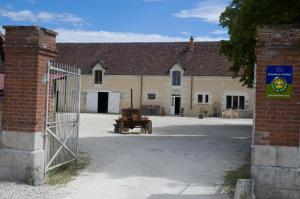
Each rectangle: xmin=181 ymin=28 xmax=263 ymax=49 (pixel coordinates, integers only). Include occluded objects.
xmin=114 ymin=125 xmax=119 ymax=133
xmin=119 ymin=122 xmax=124 ymax=134
xmin=147 ymin=121 xmax=152 ymax=134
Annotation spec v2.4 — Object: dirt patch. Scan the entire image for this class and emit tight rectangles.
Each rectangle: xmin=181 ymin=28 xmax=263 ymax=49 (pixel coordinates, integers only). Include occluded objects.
xmin=45 ymin=152 xmax=90 ymax=185
xmin=222 ymin=153 xmax=251 ymax=195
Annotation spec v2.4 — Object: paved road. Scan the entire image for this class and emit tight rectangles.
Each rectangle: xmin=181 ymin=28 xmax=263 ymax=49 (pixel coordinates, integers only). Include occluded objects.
xmin=62 ymin=114 xmax=252 ymax=199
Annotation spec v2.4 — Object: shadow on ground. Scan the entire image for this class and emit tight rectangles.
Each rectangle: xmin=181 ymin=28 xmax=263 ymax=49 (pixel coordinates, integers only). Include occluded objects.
xmin=78 ymin=124 xmax=251 ymax=187
xmin=146 ymin=194 xmax=229 ymax=199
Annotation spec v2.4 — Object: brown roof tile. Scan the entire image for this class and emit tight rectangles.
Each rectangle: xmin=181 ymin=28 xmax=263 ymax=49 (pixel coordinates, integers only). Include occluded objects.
xmin=56 ymin=42 xmax=232 ymax=76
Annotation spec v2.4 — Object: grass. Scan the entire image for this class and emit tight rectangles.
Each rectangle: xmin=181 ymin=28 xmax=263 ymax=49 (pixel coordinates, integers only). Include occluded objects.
xmin=222 ymin=153 xmax=251 ymax=195
xmin=45 ymin=152 xmax=90 ymax=185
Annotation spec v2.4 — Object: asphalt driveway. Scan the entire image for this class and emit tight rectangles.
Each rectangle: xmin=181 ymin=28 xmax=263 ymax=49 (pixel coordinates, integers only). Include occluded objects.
xmin=62 ymin=114 xmax=252 ymax=199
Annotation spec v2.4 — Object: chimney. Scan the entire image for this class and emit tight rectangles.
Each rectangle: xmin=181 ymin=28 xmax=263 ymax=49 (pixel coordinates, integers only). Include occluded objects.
xmin=189 ymin=36 xmax=194 ymax=51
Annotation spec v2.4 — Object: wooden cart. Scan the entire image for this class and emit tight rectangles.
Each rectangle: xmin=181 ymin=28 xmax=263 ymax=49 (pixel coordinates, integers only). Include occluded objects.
xmin=114 ymin=108 xmax=152 ymax=134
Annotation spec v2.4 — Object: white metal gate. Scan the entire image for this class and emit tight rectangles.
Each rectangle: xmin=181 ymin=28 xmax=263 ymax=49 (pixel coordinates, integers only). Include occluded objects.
xmin=44 ymin=61 xmax=81 ymax=172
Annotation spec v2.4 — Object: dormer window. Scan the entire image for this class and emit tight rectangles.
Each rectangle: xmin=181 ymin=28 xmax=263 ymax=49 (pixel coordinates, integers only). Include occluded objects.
xmin=172 ymin=71 xmax=181 ymax=86
xmin=94 ymin=70 xmax=103 ymax=84
xmin=92 ymin=61 xmax=106 ymax=86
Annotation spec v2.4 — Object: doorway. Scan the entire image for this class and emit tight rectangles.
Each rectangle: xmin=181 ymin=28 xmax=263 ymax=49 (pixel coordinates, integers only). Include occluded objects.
xmin=98 ymin=92 xmax=108 ymax=113
xmin=171 ymin=95 xmax=181 ymax=115
xmin=174 ymin=97 xmax=181 ymax=115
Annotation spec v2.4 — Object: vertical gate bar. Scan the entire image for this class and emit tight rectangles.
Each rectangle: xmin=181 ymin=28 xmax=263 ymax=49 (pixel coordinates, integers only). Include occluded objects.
xmin=75 ymin=70 xmax=78 ymax=153
xmin=76 ymin=68 xmax=81 ymax=157
xmin=67 ymin=64 xmax=71 ymax=158
xmin=70 ymin=67 xmax=77 ymax=152
xmin=62 ymin=63 xmax=66 ymax=164
xmin=44 ymin=61 xmax=50 ymax=136
xmin=67 ymin=65 xmax=71 ymax=153
xmin=67 ymin=65 xmax=71 ymax=152
xmin=62 ymin=63 xmax=66 ymax=161
xmin=44 ymin=61 xmax=50 ymax=172
xmin=71 ymin=67 xmax=77 ymax=152
xmin=57 ymin=63 xmax=62 ymax=166
xmin=74 ymin=68 xmax=77 ymax=153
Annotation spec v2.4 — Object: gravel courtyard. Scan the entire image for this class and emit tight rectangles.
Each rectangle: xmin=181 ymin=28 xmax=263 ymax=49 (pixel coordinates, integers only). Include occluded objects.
xmin=0 ymin=114 xmax=252 ymax=199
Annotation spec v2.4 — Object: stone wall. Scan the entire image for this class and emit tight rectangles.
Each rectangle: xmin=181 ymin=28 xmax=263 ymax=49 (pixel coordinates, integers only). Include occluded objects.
xmin=253 ymin=25 xmax=300 ymax=199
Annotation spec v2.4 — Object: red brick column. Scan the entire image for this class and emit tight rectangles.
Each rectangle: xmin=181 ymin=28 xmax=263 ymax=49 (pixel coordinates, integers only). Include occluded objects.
xmin=0 ymin=26 xmax=57 ymax=184
xmin=253 ymin=25 xmax=300 ymax=199
xmin=3 ymin=26 xmax=57 ymax=132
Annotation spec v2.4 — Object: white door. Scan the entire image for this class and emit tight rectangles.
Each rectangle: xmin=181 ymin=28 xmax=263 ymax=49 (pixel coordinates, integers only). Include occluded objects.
xmin=170 ymin=96 xmax=175 ymax=115
xmin=86 ymin=92 xmax=98 ymax=112
xmin=108 ymin=92 xmax=120 ymax=113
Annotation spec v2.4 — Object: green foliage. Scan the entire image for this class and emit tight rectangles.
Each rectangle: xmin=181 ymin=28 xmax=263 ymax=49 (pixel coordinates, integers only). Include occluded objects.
xmin=46 ymin=153 xmax=90 ymax=185
xmin=219 ymin=0 xmax=300 ymax=88
xmin=223 ymin=153 xmax=251 ymax=195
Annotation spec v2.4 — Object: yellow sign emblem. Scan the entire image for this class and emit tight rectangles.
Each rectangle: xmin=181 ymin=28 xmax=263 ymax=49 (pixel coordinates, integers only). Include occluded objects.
xmin=271 ymin=77 xmax=288 ymax=93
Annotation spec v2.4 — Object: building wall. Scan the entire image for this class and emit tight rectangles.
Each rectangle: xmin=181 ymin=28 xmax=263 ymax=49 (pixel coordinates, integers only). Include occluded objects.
xmin=81 ymin=73 xmax=254 ymax=117
xmin=253 ymin=25 xmax=300 ymax=199
xmin=191 ymin=76 xmax=254 ymax=117
xmin=81 ymin=74 xmax=141 ymax=112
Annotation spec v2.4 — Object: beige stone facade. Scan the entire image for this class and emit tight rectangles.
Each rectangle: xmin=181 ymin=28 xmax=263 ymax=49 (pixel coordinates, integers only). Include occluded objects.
xmin=55 ymin=40 xmax=254 ymax=117
xmin=80 ymin=63 xmax=254 ymax=117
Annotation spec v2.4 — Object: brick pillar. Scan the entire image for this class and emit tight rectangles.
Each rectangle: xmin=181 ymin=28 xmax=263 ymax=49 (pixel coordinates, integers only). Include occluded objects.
xmin=0 ymin=26 xmax=57 ymax=184
xmin=253 ymin=25 xmax=300 ymax=199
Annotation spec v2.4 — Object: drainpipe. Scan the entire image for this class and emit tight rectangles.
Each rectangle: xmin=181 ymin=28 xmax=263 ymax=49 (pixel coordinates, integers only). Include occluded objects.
xmin=140 ymin=75 xmax=143 ymax=108
xmin=190 ymin=76 xmax=194 ymax=110
xmin=130 ymin=89 xmax=133 ymax=108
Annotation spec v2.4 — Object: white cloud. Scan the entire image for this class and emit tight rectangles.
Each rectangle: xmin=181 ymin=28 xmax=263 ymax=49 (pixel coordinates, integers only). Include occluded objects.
xmin=0 ymin=27 xmax=5 ymax=34
xmin=0 ymin=8 xmax=84 ymax=24
xmin=211 ymin=29 xmax=227 ymax=35
xmin=173 ymin=0 xmax=226 ymax=23
xmin=54 ymin=28 xmax=227 ymax=43
xmin=180 ymin=31 xmax=191 ymax=36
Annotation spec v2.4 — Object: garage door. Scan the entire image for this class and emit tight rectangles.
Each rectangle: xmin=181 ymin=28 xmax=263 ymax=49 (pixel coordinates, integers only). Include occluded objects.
xmin=108 ymin=92 xmax=120 ymax=113
xmin=86 ymin=92 xmax=98 ymax=112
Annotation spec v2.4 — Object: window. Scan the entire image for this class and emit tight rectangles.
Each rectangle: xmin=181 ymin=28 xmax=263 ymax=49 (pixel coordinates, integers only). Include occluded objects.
xmin=94 ymin=70 xmax=102 ymax=84
xmin=205 ymin=95 xmax=209 ymax=103
xmin=226 ymin=95 xmax=245 ymax=110
xmin=197 ymin=94 xmax=210 ymax=104
xmin=147 ymin=93 xmax=156 ymax=100
xmin=198 ymin=95 xmax=203 ymax=103
xmin=172 ymin=71 xmax=181 ymax=86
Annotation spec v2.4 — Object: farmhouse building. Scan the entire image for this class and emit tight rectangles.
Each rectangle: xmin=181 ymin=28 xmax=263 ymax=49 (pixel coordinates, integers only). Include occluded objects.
xmin=56 ymin=38 xmax=254 ymax=117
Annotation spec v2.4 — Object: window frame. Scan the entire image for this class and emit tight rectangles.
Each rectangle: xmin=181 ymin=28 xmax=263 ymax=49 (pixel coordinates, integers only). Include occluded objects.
xmin=172 ymin=70 xmax=181 ymax=86
xmin=146 ymin=91 xmax=157 ymax=101
xmin=94 ymin=70 xmax=103 ymax=85
xmin=147 ymin=93 xmax=156 ymax=101
xmin=225 ymin=95 xmax=246 ymax=110
xmin=92 ymin=62 xmax=106 ymax=87
xmin=197 ymin=92 xmax=211 ymax=104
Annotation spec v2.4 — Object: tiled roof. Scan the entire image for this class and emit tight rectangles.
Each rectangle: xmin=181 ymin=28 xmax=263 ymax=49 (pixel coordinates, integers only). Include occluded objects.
xmin=55 ymin=42 xmax=232 ymax=76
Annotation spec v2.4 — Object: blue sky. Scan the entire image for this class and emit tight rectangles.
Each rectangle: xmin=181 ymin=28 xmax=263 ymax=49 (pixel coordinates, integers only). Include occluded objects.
xmin=0 ymin=0 xmax=230 ymax=42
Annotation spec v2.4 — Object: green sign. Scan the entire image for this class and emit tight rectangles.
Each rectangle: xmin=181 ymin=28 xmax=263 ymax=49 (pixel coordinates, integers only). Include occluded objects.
xmin=266 ymin=65 xmax=293 ymax=98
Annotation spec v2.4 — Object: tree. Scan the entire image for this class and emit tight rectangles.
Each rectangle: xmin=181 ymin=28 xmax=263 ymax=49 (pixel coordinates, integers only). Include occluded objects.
xmin=219 ymin=0 xmax=300 ymax=88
